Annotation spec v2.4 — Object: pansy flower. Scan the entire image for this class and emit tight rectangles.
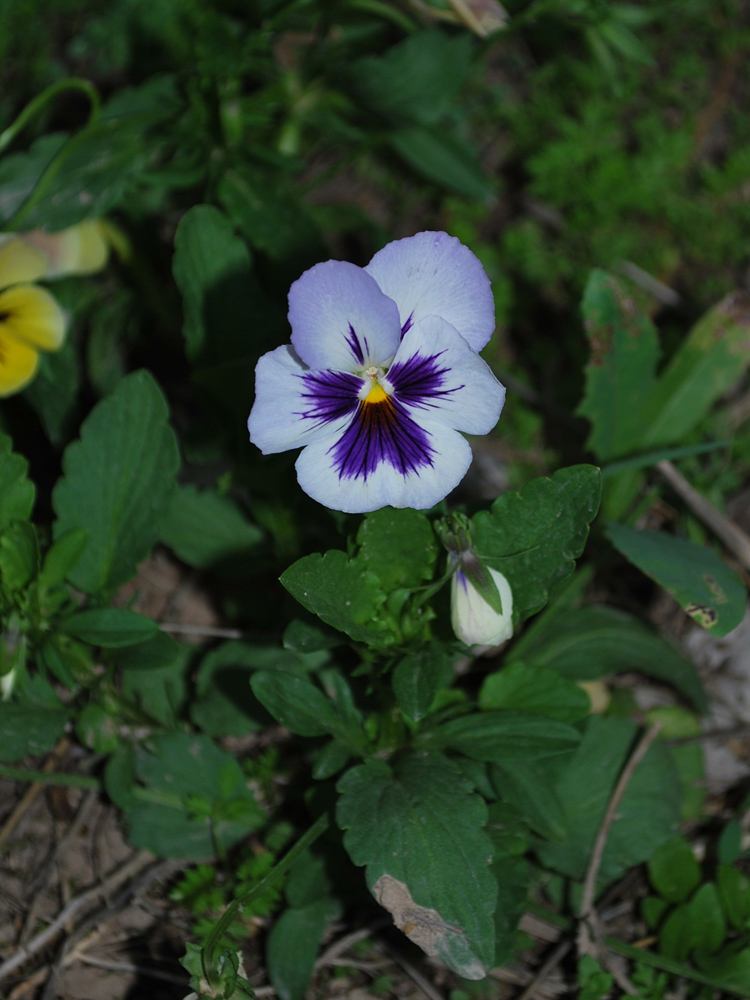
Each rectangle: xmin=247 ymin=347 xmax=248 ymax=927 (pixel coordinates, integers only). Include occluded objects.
xmin=248 ymin=231 xmax=506 ymax=513
xmin=0 ymin=221 xmax=109 ymax=397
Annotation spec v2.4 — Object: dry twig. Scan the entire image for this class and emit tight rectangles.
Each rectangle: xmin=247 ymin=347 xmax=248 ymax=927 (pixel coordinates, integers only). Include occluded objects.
xmin=656 ymin=460 xmax=750 ymax=573
xmin=517 ymin=939 xmax=572 ymax=1000
xmin=577 ymin=722 xmax=664 ymax=994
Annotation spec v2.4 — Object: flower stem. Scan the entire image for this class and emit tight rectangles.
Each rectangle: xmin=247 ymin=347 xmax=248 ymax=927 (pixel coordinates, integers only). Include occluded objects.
xmin=0 ymin=78 xmax=101 ymax=156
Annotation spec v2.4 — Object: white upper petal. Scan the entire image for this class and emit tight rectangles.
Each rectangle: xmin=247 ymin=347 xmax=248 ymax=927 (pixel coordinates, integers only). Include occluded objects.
xmin=365 ymin=231 xmax=495 ymax=352
xmin=294 ymin=422 xmax=473 ymax=513
xmin=248 ymin=345 xmax=355 ymax=454
xmin=288 ymin=259 xmax=401 ymax=371
xmin=388 ymin=315 xmax=505 ymax=435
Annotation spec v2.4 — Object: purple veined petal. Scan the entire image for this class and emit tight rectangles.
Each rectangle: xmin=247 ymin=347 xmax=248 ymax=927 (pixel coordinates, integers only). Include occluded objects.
xmin=288 ymin=259 xmax=402 ymax=371
xmin=387 ymin=315 xmax=505 ymax=435
xmin=295 ymin=417 xmax=473 ymax=513
xmin=248 ymin=345 xmax=361 ymax=454
xmin=364 ymin=231 xmax=496 ymax=352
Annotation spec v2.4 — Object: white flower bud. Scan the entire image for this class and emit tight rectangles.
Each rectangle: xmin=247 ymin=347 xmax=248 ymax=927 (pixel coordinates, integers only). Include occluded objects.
xmin=451 ymin=567 xmax=514 ymax=647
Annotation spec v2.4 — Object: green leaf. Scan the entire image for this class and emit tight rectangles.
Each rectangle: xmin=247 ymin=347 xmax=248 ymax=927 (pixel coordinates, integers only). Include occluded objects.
xmin=718 ymin=864 xmax=750 ymax=931
xmin=267 ymin=900 xmax=341 ymax=1000
xmin=492 ymin=762 xmax=568 ymax=841
xmin=251 ymin=671 xmax=366 ymax=751
xmin=0 ymin=706 xmax=68 ymax=762
xmin=0 ymin=521 xmax=38 ymax=592
xmin=535 ymin=716 xmax=681 ymax=883
xmin=659 ymin=904 xmax=692 ymax=961
xmin=52 ymin=370 xmax=179 ymax=595
xmin=0 ymin=433 xmax=34 ymax=533
xmin=647 ymin=706 xmax=705 ymax=821
xmin=639 ymin=291 xmax=750 ymax=449
xmin=218 ymin=167 xmax=322 ymax=264
xmin=578 ymin=956 xmax=614 ymax=1000
xmin=280 ymin=550 xmax=388 ymax=645
xmin=104 ymin=743 xmax=136 ymax=810
xmin=690 ymin=883 xmax=727 ymax=955
xmin=648 ymin=837 xmax=702 ymax=904
xmin=511 ymin=605 xmax=708 ymax=713
xmin=479 ymin=662 xmax=591 ymax=724
xmin=490 ymin=852 xmax=530 ymax=966
xmin=356 ymin=508 xmax=436 ymax=591
xmin=125 ymin=733 xmax=264 ymax=859
xmin=390 ymin=125 xmax=495 ymax=201
xmin=606 ymin=524 xmax=746 ymax=638
xmin=76 ymin=703 xmax=119 ymax=753
xmin=5 ymin=78 xmax=182 ymax=230
xmin=425 ymin=711 xmax=581 ymax=762
xmin=38 ymin=529 xmax=88 ymax=591
xmin=121 ymin=646 xmax=191 ymax=728
xmin=352 ymin=29 xmax=472 ymax=125
xmin=110 ymin=631 xmax=181 ymax=670
xmin=159 ymin=484 xmax=262 ymax=570
xmin=62 ymin=608 xmax=159 ymax=648
xmin=24 ymin=337 xmax=80 ymax=447
xmin=473 ymin=466 xmax=601 ymax=623
xmin=642 ymin=895 xmax=668 ymax=931
xmin=312 ymin=740 xmax=350 ymax=780
xmin=393 ymin=643 xmax=450 ymax=722
xmin=337 ymin=752 xmax=496 ymax=979
xmin=172 ymin=204 xmax=253 ymax=362
xmin=577 ymin=270 xmax=661 ymax=461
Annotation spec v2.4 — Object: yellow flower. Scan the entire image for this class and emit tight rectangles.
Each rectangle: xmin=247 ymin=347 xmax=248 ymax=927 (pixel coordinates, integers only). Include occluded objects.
xmin=0 ymin=221 xmax=109 ymax=397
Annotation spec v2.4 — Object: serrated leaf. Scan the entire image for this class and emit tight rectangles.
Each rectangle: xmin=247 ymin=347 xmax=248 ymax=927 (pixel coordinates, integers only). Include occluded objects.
xmin=607 ymin=524 xmax=746 ymax=638
xmin=511 ymin=604 xmax=708 ymax=713
xmin=473 ymin=466 xmax=601 ymax=623
xmin=337 ymin=752 xmax=496 ymax=979
xmin=280 ymin=550 xmax=387 ymax=645
xmin=425 ymin=711 xmax=581 ymax=762
xmin=62 ymin=608 xmax=158 ymax=648
xmin=0 ymin=433 xmax=34 ymax=533
xmin=0 ymin=706 xmax=68 ymax=762
xmin=172 ymin=204 xmax=253 ymax=362
xmin=577 ymin=270 xmax=661 ymax=461
xmin=356 ymin=507 xmax=436 ymax=591
xmin=479 ymin=662 xmax=591 ymax=724
xmin=159 ymin=484 xmax=262 ymax=570
xmin=535 ymin=716 xmax=681 ymax=883
xmin=52 ymin=370 xmax=179 ymax=595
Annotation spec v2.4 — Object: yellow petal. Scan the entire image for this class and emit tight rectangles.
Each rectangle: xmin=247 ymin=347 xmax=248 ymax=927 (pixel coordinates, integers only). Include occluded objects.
xmin=0 ymin=284 xmax=66 ymax=351
xmin=0 ymin=236 xmax=49 ymax=287
xmin=24 ymin=220 xmax=109 ymax=278
xmin=0 ymin=327 xmax=39 ymax=397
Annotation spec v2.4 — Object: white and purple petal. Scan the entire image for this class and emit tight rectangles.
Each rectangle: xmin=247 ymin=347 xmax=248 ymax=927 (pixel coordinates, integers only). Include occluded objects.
xmin=248 ymin=345 xmax=362 ymax=454
xmin=364 ymin=231 xmax=495 ymax=352
xmin=387 ymin=315 xmax=505 ymax=435
xmin=295 ymin=418 xmax=473 ymax=513
xmin=288 ymin=259 xmax=401 ymax=372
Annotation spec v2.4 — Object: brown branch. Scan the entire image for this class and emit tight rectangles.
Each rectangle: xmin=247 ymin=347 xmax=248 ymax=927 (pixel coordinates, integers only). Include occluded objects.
xmin=517 ymin=939 xmax=572 ymax=1000
xmin=656 ymin=460 xmax=750 ymax=573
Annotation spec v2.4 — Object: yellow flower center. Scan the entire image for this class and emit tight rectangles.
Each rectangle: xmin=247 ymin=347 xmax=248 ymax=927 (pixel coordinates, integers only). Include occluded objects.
xmin=364 ymin=382 xmax=389 ymax=405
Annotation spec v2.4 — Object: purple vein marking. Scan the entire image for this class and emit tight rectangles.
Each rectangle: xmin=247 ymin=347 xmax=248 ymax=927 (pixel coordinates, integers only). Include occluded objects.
xmin=295 ymin=370 xmax=360 ymax=430
xmin=388 ymin=351 xmax=462 ymax=409
xmin=401 ymin=312 xmax=414 ymax=337
xmin=331 ymin=394 xmax=434 ymax=481
xmin=345 ymin=324 xmax=370 ymax=365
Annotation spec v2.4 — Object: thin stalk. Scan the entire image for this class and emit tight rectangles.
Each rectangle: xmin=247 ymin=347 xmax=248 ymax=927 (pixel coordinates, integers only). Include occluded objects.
xmin=0 ymin=763 xmax=100 ymax=790
xmin=203 ymin=811 xmax=331 ymax=987
xmin=0 ymin=78 xmax=101 ymax=156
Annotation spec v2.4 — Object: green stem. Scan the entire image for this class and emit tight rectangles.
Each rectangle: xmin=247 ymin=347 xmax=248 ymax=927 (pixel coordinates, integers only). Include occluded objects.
xmin=349 ymin=0 xmax=417 ymax=32
xmin=0 ymin=763 xmax=100 ymax=790
xmin=203 ymin=811 xmax=331 ymax=987
xmin=0 ymin=78 xmax=101 ymax=156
